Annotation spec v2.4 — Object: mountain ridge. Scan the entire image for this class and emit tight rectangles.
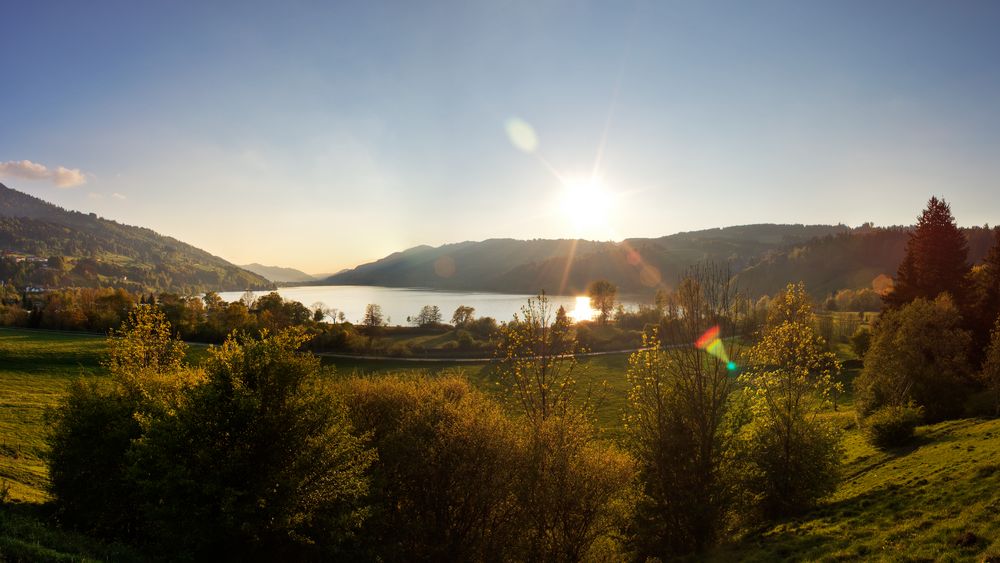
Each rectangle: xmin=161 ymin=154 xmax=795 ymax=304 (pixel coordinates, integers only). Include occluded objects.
xmin=0 ymin=183 xmax=272 ymax=293
xmin=322 ymin=224 xmax=856 ymax=296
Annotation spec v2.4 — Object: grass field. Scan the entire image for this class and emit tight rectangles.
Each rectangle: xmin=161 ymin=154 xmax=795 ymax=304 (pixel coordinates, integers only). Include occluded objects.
xmin=0 ymin=329 xmax=107 ymax=503
xmin=3 ymin=327 xmax=1000 ymax=561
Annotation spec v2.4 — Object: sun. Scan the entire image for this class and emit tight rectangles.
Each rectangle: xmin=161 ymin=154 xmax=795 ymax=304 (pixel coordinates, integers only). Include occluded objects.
xmin=560 ymin=177 xmax=613 ymax=233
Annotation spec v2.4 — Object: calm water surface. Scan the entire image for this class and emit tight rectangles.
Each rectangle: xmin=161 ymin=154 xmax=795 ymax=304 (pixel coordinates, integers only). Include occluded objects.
xmin=218 ymin=285 xmax=644 ymax=325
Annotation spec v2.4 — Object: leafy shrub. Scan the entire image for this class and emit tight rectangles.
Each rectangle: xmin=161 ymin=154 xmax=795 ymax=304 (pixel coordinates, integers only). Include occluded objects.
xmin=130 ymin=330 xmax=374 ymax=560
xmin=455 ymin=329 xmax=475 ymax=350
xmin=46 ymin=380 xmax=142 ymax=538
xmin=855 ymin=296 xmax=972 ymax=421
xmin=741 ymin=415 xmax=842 ymax=517
xmin=850 ymin=326 xmax=872 ymax=359
xmin=340 ymin=376 xmax=524 ymax=561
xmin=47 ymin=321 xmax=374 ymax=560
xmin=863 ymin=404 xmax=923 ymax=449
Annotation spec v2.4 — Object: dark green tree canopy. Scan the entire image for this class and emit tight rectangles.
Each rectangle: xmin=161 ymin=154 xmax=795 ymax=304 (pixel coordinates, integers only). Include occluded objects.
xmin=885 ymin=196 xmax=970 ymax=308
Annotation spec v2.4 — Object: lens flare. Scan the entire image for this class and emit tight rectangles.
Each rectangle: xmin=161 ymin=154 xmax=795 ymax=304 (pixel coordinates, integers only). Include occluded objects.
xmin=504 ymin=118 xmax=539 ymax=153
xmin=696 ymin=325 xmax=737 ymax=371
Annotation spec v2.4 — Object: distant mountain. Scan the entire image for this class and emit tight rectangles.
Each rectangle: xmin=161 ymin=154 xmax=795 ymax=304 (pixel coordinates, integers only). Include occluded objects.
xmin=323 ymin=238 xmax=608 ymax=292
xmin=322 ymin=225 xmax=854 ymax=296
xmin=0 ymin=183 xmax=272 ymax=293
xmin=311 ymin=269 xmax=349 ymax=279
xmin=240 ymin=263 xmax=316 ymax=283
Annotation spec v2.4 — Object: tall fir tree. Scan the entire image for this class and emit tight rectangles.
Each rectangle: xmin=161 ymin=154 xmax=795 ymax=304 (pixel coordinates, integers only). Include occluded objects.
xmin=885 ymin=196 xmax=970 ymax=309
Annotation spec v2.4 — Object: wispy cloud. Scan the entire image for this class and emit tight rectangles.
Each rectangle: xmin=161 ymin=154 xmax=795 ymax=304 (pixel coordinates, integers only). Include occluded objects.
xmin=112 ymin=192 xmax=126 ymax=200
xmin=0 ymin=159 xmax=87 ymax=188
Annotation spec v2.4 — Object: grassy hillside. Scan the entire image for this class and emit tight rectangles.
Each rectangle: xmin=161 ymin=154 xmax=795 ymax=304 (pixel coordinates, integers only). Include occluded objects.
xmin=712 ymin=419 xmax=1000 ymax=561
xmin=0 ymin=183 xmax=272 ymax=293
xmin=0 ymin=329 xmax=105 ymax=503
xmin=3 ymin=328 xmax=1000 ymax=561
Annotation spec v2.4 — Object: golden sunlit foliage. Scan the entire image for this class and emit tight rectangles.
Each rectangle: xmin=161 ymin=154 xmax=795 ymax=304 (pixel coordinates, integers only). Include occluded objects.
xmin=740 ymin=282 xmax=843 ymax=518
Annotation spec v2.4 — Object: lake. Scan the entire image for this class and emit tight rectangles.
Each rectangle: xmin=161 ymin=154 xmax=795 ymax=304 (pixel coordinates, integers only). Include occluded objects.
xmin=218 ymin=285 xmax=645 ymax=325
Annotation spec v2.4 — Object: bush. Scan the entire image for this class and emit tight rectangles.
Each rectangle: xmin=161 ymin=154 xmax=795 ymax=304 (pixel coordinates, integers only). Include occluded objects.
xmin=129 ymin=330 xmax=374 ymax=560
xmin=863 ymin=404 xmax=923 ymax=449
xmin=741 ymin=416 xmax=842 ymax=517
xmin=340 ymin=376 xmax=524 ymax=561
xmin=850 ymin=326 xmax=872 ymax=359
xmin=46 ymin=380 xmax=142 ymax=538
xmin=340 ymin=375 xmax=636 ymax=562
xmin=855 ymin=296 xmax=973 ymax=421
xmin=455 ymin=329 xmax=475 ymax=350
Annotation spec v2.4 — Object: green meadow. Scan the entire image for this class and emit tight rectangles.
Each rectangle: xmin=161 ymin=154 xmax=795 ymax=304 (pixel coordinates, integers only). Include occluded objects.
xmin=2 ymin=327 xmax=1000 ymax=561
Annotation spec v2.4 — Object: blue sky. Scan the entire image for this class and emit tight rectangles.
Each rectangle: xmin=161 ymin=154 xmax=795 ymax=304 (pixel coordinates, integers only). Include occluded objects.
xmin=3 ymin=0 xmax=1000 ymax=272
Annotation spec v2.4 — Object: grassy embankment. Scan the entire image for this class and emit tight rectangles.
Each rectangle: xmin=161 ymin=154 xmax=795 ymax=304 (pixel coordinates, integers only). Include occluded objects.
xmin=2 ymin=327 xmax=1000 ymax=561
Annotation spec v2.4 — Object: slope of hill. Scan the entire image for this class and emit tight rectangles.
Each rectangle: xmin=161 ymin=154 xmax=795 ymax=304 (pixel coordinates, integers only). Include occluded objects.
xmin=325 ymin=223 xmax=998 ymax=299
xmin=735 ymin=225 xmax=996 ymax=298
xmin=239 ymin=263 xmax=316 ymax=283
xmin=323 ymin=225 xmax=850 ymax=295
xmin=710 ymin=417 xmax=1000 ymax=561
xmin=0 ymin=183 xmax=272 ymax=293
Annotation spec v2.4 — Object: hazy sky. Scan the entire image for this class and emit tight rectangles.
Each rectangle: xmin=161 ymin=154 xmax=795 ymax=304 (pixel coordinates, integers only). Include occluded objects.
xmin=3 ymin=1 xmax=1000 ymax=273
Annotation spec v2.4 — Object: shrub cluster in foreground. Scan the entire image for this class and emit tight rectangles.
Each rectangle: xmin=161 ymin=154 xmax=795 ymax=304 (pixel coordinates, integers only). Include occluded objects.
xmin=47 ymin=283 xmax=850 ymax=560
xmin=47 ymin=305 xmax=638 ymax=560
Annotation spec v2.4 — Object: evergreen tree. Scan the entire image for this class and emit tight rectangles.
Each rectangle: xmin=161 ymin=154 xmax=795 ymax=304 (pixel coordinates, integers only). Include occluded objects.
xmin=885 ymin=197 xmax=970 ymax=308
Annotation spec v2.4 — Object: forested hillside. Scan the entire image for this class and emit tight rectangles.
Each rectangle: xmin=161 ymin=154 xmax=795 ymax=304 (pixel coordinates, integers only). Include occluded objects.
xmin=735 ymin=225 xmax=996 ymax=298
xmin=324 ymin=223 xmax=998 ymax=299
xmin=323 ymin=225 xmax=850 ymax=294
xmin=0 ymin=183 xmax=271 ymax=293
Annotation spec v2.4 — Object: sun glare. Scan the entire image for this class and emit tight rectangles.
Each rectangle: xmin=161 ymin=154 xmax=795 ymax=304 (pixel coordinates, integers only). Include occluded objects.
xmin=569 ymin=295 xmax=595 ymax=322
xmin=559 ymin=177 xmax=614 ymax=237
